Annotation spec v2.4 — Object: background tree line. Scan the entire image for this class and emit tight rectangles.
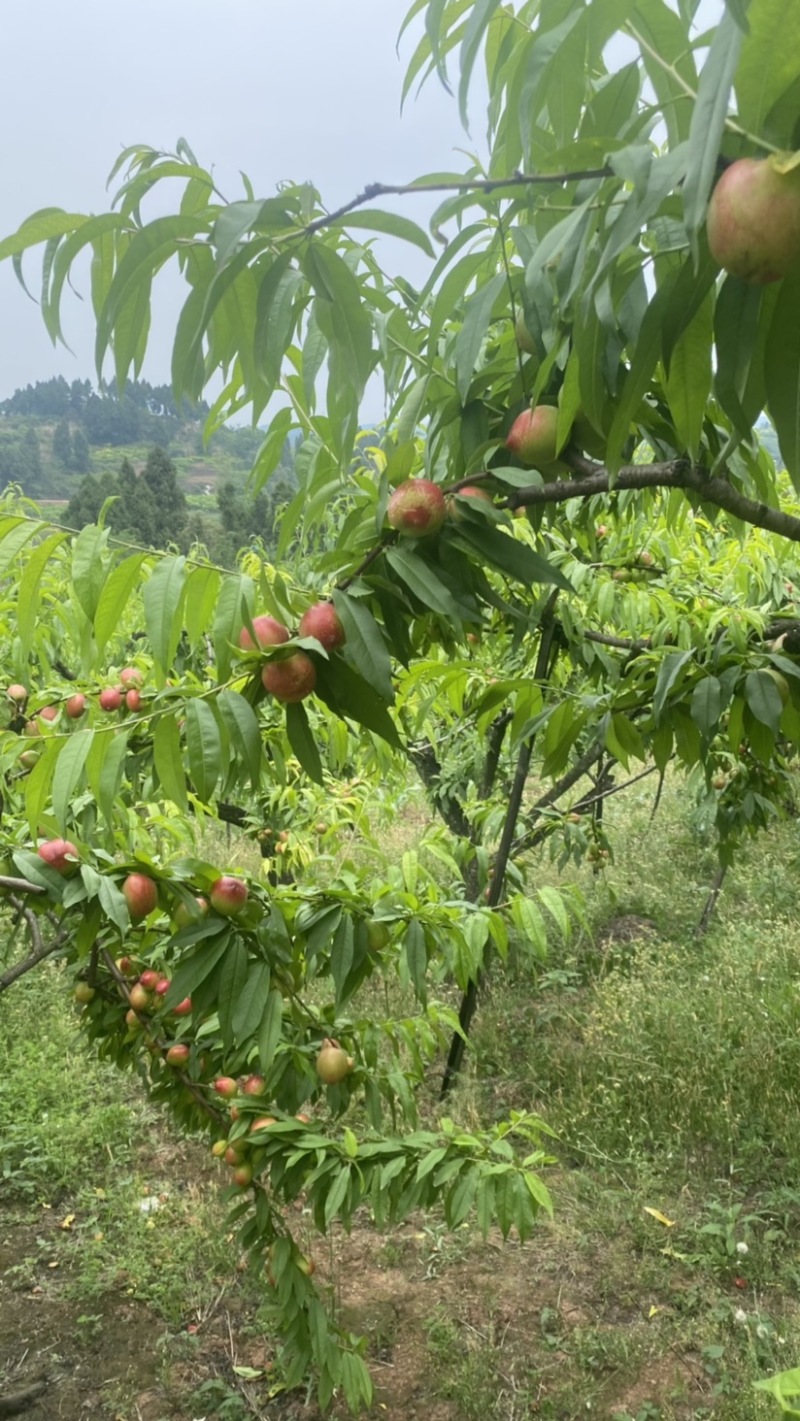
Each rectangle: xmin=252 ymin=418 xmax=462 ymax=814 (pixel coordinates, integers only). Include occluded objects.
xmin=63 ymin=443 xmax=298 ymax=563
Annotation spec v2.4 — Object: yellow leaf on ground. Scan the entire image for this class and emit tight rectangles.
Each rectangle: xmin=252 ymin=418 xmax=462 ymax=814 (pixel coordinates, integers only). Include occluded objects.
xmin=644 ymin=1206 xmax=676 ymax=1227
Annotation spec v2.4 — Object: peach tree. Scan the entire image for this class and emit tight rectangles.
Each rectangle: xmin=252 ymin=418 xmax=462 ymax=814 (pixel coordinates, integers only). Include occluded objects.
xmin=2 ymin=0 xmax=800 ymax=1408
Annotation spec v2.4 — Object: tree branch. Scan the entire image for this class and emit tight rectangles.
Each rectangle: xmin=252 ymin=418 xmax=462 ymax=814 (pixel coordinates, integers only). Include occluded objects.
xmin=300 ymin=169 xmax=614 ymax=241
xmin=0 ymin=875 xmax=47 ymax=895
xmin=441 ymin=592 xmax=560 ymax=1096
xmin=507 ymin=459 xmax=800 ymax=546
xmin=510 ymin=740 xmax=606 ymax=856
xmin=0 ymin=923 xmax=67 ymax=994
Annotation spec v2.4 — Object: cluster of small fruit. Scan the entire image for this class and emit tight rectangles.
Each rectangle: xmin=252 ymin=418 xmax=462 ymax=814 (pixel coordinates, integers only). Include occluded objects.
xmin=206 ymin=1046 xmax=349 ymax=1197
xmin=240 ymin=602 xmax=345 ymax=706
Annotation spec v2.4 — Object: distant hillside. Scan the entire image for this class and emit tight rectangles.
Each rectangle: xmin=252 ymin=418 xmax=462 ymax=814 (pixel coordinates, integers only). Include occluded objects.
xmin=0 ymin=376 xmax=270 ymax=501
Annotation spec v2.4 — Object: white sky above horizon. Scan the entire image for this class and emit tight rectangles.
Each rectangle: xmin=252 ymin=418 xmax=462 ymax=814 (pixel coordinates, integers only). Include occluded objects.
xmin=0 ymin=0 xmax=472 ymax=401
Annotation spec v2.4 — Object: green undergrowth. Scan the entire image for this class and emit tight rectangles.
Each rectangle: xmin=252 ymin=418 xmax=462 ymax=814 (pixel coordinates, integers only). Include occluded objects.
xmin=3 ymin=769 xmax=800 ymax=1416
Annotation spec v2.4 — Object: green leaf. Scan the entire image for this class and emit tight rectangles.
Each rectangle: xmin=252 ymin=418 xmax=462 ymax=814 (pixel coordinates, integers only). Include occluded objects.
xmin=447 ymin=1166 xmax=479 ymax=1226
xmin=153 ymin=715 xmax=188 ymax=811
xmin=18 ymin=531 xmax=68 ymax=653
xmin=323 ymin=1164 xmax=353 ymax=1229
xmin=24 ymin=740 xmax=59 ymax=839
xmin=455 ymin=271 xmax=505 ymax=403
xmin=745 ymin=669 xmax=783 ymax=732
xmin=96 ymin=731 xmax=129 ymax=830
xmin=0 ymin=519 xmax=40 ymax=578
xmin=385 ymin=547 xmax=463 ymax=620
xmin=654 ymin=649 xmax=695 ymax=722
xmin=332 ymin=209 xmax=434 ymax=259
xmin=404 ymin=919 xmax=428 ymax=1003
xmin=232 ymin=960 xmax=272 ymax=1040
xmin=211 ymin=568 xmax=251 ymax=679
xmin=305 ymin=244 xmax=373 ymax=399
xmin=184 ymin=566 xmax=221 ymax=650
xmin=331 ymin=591 xmax=394 ymax=702
xmin=681 ymin=11 xmax=743 ymax=244
xmin=714 ymin=277 xmax=772 ymax=436
xmin=163 ymin=931 xmax=231 ymax=1009
xmin=94 ymin=554 xmax=146 ymax=654
xmin=330 ymin=914 xmax=355 ymax=1004
xmin=97 ymin=875 xmax=130 ymax=935
xmin=476 ymin=1175 xmax=495 ymax=1238
xmin=313 ymin=657 xmax=402 ymax=749
xmin=605 ymin=712 xmax=646 ymax=768
xmin=253 ymin=254 xmax=302 ymax=388
xmin=52 ymin=731 xmax=94 ymax=834
xmin=257 ymin=989 xmax=284 ymax=1073
xmin=217 ymin=690 xmax=262 ymax=790
xmin=71 ymin=525 xmax=108 ymax=621
xmin=218 ymin=937 xmax=249 ymax=1047
xmin=452 ymin=521 xmax=573 ymax=591
xmin=0 ymin=209 xmax=87 ymax=262
xmin=606 ymin=276 xmax=676 ymax=477
xmin=510 ymin=896 xmax=548 ymax=959
xmin=665 ymin=291 xmax=713 ymax=458
xmin=661 ymin=236 xmax=719 ymax=372
xmin=184 ymin=699 xmax=222 ymax=803
xmin=285 ymin=701 xmax=323 ymax=784
xmin=691 ymin=675 xmax=722 ymax=737
xmin=753 ymin=1367 xmax=800 ymax=1410
xmin=735 ymin=0 xmax=800 ymax=141
xmin=95 ymin=215 xmax=205 ymax=372
xmin=143 ymin=555 xmax=187 ymax=681
xmin=537 ymin=885 xmax=569 ymax=941
xmin=765 ymin=268 xmax=800 ymax=486
xmin=458 ymin=0 xmax=503 ymax=125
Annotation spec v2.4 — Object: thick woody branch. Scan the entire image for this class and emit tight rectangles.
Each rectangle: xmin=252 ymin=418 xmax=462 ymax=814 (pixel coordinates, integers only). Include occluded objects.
xmin=441 ymin=592 xmax=560 ymax=1096
xmin=507 ymin=459 xmax=800 ymax=546
xmin=0 ymin=921 xmax=68 ymax=994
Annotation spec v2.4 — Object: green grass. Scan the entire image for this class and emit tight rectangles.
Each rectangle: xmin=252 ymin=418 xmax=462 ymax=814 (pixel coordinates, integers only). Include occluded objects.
xmin=4 ymin=771 xmax=800 ymax=1417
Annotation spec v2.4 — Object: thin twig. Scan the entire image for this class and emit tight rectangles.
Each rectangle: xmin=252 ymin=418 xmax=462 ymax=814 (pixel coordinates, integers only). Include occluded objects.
xmin=299 ymin=169 xmax=614 ymax=241
xmin=0 ymin=875 xmax=46 ymax=895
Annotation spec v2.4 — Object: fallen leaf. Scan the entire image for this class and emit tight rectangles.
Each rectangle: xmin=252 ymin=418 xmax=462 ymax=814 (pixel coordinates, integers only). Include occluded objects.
xmin=644 ymin=1207 xmax=676 ymax=1227
xmin=60 ymin=1214 xmax=76 ymax=1230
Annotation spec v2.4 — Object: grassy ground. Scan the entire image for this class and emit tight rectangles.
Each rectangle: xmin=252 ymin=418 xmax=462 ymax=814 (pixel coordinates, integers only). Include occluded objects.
xmin=2 ymin=772 xmax=800 ymax=1419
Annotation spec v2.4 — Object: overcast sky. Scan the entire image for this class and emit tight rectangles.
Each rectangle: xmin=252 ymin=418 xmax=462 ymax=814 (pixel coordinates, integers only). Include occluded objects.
xmin=0 ymin=0 xmax=473 ymax=400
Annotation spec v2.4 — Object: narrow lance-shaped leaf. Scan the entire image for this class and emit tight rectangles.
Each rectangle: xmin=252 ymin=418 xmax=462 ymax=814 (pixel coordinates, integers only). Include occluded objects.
xmin=217 ymin=690 xmax=263 ymax=790
xmin=152 ymin=715 xmax=188 ymax=811
xmin=52 ymin=731 xmax=94 ymax=834
xmin=213 ymin=573 xmax=253 ymax=682
xmin=332 ymin=590 xmax=394 ymax=702
xmin=285 ymin=701 xmax=323 ymax=784
xmin=94 ymin=553 xmax=146 ymax=654
xmin=184 ymin=698 xmax=223 ymax=803
xmin=184 ymin=565 xmax=221 ymax=651
xmin=455 ymin=271 xmax=505 ymax=403
xmin=765 ymin=268 xmax=800 ymax=487
xmin=143 ymin=555 xmax=187 ymax=681
xmin=71 ymin=525 xmax=108 ymax=622
xmin=681 ymin=11 xmax=743 ymax=246
xmin=217 ymin=937 xmax=249 ymax=1047
xmin=17 ymin=531 xmax=68 ymax=654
